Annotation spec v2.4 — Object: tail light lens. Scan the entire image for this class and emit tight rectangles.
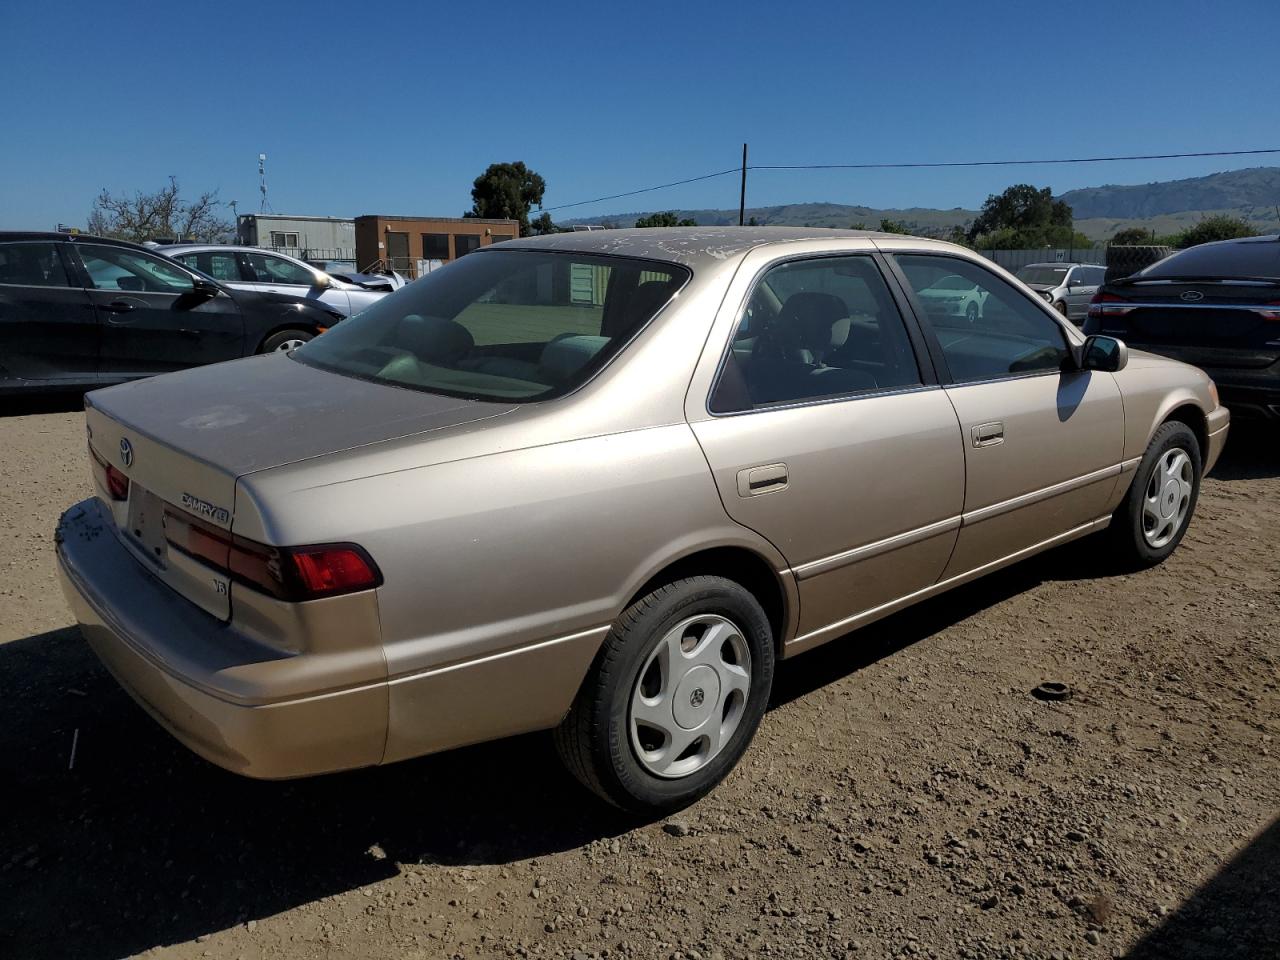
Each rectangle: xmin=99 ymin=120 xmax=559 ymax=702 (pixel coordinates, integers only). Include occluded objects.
xmin=1254 ymin=300 xmax=1280 ymax=321
xmin=1088 ymin=292 xmax=1135 ymax=319
xmin=88 ymin=445 xmax=130 ymax=501
xmin=164 ymin=507 xmax=381 ymax=601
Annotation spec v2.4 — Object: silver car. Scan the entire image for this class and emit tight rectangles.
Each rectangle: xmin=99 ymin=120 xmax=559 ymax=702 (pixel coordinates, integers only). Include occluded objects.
xmin=1015 ymin=262 xmax=1106 ymax=323
xmin=162 ymin=244 xmax=387 ymax=318
xmin=58 ymin=228 xmax=1228 ymax=813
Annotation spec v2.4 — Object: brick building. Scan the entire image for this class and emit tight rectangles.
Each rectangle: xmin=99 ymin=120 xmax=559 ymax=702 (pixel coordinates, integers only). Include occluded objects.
xmin=354 ymin=215 xmax=520 ymax=277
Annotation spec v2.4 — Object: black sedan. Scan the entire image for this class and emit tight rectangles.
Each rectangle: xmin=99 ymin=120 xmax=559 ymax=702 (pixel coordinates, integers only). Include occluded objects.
xmin=1086 ymin=235 xmax=1280 ymax=420
xmin=0 ymin=232 xmax=344 ymax=395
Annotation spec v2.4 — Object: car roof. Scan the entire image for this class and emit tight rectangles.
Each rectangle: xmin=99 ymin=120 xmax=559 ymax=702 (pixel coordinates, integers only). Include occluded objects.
xmin=0 ymin=231 xmax=152 ymax=250
xmin=501 ymin=226 xmax=912 ymax=269
xmin=1019 ymin=262 xmax=1096 ymax=269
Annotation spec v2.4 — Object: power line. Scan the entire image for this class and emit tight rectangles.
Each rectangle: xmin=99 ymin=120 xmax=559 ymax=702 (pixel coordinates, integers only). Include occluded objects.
xmin=752 ymin=147 xmax=1280 ymax=171
xmin=540 ymin=167 xmax=741 ymax=213
xmin=541 ymin=147 xmax=1280 ymax=216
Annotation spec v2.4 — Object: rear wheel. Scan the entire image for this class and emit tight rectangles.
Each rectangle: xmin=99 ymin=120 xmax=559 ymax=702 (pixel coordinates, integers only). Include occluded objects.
xmin=1108 ymin=421 xmax=1202 ymax=567
xmin=258 ymin=328 xmax=314 ymax=354
xmin=555 ymin=576 xmax=775 ymax=813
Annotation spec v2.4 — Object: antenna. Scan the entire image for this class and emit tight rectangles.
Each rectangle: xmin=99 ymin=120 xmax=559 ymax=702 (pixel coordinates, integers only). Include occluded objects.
xmin=258 ymin=153 xmax=271 ymax=213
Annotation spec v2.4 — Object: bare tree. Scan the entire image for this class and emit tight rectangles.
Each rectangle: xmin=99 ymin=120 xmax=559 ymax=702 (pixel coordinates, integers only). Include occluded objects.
xmin=87 ymin=177 xmax=232 ymax=243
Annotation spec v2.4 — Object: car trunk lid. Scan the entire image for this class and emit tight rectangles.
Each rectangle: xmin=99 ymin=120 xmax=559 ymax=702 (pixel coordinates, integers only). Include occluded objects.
xmin=84 ymin=353 xmax=517 ymax=620
xmin=1100 ymin=278 xmax=1280 ymax=368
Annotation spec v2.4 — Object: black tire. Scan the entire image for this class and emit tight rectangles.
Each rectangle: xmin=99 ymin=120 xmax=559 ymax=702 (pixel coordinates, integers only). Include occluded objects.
xmin=555 ymin=575 xmax=775 ymax=814
xmin=258 ymin=328 xmax=315 ymax=354
xmin=1054 ymin=299 xmax=1069 ymax=317
xmin=1104 ymin=244 xmax=1173 ymax=284
xmin=1108 ymin=421 xmax=1202 ymax=568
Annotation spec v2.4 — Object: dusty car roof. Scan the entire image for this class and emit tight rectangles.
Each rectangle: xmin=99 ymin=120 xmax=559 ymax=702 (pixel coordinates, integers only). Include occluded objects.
xmin=503 ymin=226 xmax=899 ymax=268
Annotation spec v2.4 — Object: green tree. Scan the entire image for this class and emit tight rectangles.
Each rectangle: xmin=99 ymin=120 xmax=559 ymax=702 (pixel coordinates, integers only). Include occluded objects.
xmin=465 ymin=162 xmax=546 ymax=237
xmin=747 ymin=216 xmax=760 ymax=227
xmin=529 ymin=211 xmax=559 ymax=236
xmin=1110 ymin=226 xmax=1155 ymax=245
xmin=967 ymin=184 xmax=1082 ymax=249
xmin=878 ymin=218 xmax=912 ymax=235
xmin=634 ymin=211 xmax=697 ymax=228
xmin=1176 ymin=215 xmax=1257 ymax=248
xmin=87 ymin=177 xmax=231 ymax=243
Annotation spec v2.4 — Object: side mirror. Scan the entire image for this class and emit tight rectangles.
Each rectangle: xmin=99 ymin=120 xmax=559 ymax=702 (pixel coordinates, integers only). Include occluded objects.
xmin=314 ymin=273 xmax=333 ymax=289
xmin=1080 ymin=335 xmax=1128 ymax=372
xmin=191 ymin=277 xmax=220 ymax=299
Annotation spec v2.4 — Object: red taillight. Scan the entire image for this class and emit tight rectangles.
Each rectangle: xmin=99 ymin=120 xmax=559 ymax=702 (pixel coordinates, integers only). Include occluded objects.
xmin=1088 ymin=292 xmax=1135 ymax=319
xmin=164 ymin=506 xmax=381 ymax=601
xmin=1256 ymin=299 xmax=1280 ymax=321
xmin=88 ymin=445 xmax=130 ymax=501
xmin=290 ymin=546 xmax=382 ymax=597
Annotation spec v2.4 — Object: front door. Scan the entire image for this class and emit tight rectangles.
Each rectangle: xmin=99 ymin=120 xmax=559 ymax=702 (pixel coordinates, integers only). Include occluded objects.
xmin=70 ymin=243 xmax=245 ymax=378
xmin=890 ymin=252 xmax=1125 ymax=577
xmin=0 ymin=240 xmax=99 ymax=384
xmin=688 ymin=252 xmax=965 ymax=648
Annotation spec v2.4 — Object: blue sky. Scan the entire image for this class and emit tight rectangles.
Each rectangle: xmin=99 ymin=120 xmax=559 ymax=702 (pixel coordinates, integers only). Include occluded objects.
xmin=2 ymin=0 xmax=1278 ymax=228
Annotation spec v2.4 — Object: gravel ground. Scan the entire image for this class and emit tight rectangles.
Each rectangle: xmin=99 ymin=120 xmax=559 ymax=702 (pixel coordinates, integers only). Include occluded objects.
xmin=1 ymin=399 xmax=1277 ymax=960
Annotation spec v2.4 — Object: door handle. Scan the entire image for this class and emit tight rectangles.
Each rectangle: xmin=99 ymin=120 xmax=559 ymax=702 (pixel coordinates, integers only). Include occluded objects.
xmin=101 ymin=300 xmax=136 ymax=314
xmin=736 ymin=462 xmax=789 ymax=497
xmin=971 ymin=421 xmax=1005 ymax=447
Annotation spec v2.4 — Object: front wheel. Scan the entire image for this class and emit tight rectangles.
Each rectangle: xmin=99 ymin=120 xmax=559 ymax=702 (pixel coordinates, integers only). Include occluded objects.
xmin=1108 ymin=421 xmax=1202 ymax=568
xmin=258 ymin=328 xmax=314 ymax=354
xmin=555 ymin=576 xmax=775 ymax=814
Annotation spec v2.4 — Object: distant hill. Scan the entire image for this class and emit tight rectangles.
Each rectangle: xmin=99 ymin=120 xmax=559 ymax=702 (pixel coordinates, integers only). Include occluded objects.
xmin=565 ymin=202 xmax=978 ymax=236
xmin=563 ymin=166 xmax=1280 ymax=242
xmin=1060 ymin=166 xmax=1280 ymax=219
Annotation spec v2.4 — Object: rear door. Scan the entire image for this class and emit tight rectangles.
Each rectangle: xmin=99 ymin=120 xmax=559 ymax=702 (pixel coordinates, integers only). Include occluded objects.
xmin=238 ymin=250 xmax=350 ymax=314
xmin=687 ymin=248 xmax=965 ymax=647
xmin=69 ymin=243 xmax=245 ymax=378
xmin=888 ymin=251 xmax=1124 ymax=577
xmin=0 ymin=240 xmax=99 ymax=383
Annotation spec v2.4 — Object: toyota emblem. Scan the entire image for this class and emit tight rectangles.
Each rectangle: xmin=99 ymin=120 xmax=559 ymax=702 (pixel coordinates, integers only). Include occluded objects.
xmin=119 ymin=437 xmax=133 ymax=468
xmin=1180 ymin=290 xmax=1204 ymax=302
xmin=690 ymin=688 xmax=705 ymax=708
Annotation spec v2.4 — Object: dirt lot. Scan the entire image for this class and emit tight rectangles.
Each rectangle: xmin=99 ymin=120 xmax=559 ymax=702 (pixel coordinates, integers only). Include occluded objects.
xmin=1 ymin=399 xmax=1277 ymax=960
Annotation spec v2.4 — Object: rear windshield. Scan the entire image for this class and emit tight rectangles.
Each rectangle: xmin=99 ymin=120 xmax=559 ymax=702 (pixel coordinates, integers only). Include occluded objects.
xmin=294 ymin=250 xmax=688 ymax=401
xmin=1137 ymin=240 xmax=1280 ymax=280
xmin=1016 ymin=265 xmax=1069 ymax=285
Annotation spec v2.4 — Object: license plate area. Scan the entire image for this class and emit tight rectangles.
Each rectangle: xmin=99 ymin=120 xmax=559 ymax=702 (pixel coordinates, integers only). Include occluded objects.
xmin=123 ymin=485 xmax=169 ymax=568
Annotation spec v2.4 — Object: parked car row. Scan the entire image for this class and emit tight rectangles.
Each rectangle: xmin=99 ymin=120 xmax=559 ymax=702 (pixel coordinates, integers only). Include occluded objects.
xmin=160 ymin=245 xmax=390 ymax=316
xmin=0 ymin=233 xmax=344 ymax=393
xmin=56 ymin=227 xmax=1227 ymax=812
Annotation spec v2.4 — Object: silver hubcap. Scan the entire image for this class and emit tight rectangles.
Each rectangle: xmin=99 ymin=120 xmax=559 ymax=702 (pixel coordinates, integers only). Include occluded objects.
xmin=275 ymin=338 xmax=307 ymax=352
xmin=1142 ymin=447 xmax=1194 ymax=548
xmin=629 ymin=614 xmax=751 ymax=779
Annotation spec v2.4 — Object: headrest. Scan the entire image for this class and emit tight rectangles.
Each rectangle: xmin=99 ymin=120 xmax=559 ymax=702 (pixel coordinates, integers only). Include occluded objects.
xmin=398 ymin=315 xmax=474 ymax=364
xmin=778 ymin=292 xmax=850 ymax=358
xmin=538 ymin=335 xmax=609 ymax=384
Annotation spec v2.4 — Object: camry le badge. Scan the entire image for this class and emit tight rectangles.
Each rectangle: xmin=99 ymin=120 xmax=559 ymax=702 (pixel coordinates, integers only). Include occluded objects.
xmin=119 ymin=437 xmax=133 ymax=468
xmin=1180 ymin=291 xmax=1205 ymax=302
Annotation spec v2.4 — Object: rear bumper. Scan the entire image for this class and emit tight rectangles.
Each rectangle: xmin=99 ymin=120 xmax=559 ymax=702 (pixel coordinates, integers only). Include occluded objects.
xmin=1214 ymin=382 xmax=1280 ymax=420
xmin=56 ymin=498 xmax=388 ymax=778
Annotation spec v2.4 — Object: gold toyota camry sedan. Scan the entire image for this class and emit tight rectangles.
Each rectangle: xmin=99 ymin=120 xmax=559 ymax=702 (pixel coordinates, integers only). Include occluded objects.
xmin=57 ymin=228 xmax=1229 ymax=812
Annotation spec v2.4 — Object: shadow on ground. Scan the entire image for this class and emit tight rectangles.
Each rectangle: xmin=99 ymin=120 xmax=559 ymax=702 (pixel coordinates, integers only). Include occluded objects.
xmin=1124 ymin=814 xmax=1280 ymax=958
xmin=0 ymin=392 xmax=85 ymax=418
xmin=1209 ymin=420 xmax=1280 ymax=481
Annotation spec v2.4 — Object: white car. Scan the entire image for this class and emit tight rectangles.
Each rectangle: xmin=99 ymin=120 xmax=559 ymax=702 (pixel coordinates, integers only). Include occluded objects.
xmin=914 ymin=272 xmax=989 ymax=323
xmin=161 ymin=245 xmax=388 ymax=317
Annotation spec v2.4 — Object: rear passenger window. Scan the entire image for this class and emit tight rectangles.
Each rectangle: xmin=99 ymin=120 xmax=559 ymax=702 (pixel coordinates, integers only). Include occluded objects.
xmin=710 ymin=256 xmax=922 ymax=413
xmin=896 ymin=255 xmax=1069 ymax=383
xmin=0 ymin=242 xmax=71 ymax=287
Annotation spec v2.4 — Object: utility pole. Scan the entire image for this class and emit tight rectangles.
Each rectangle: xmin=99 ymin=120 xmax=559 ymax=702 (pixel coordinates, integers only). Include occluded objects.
xmin=739 ymin=143 xmax=748 ymax=226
